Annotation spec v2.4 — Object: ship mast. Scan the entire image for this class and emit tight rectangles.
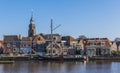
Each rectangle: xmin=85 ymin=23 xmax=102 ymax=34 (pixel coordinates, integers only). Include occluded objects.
xmin=50 ymin=19 xmax=61 ymax=57
xmin=51 ymin=19 xmax=53 ymax=42
xmin=51 ymin=19 xmax=53 ymax=57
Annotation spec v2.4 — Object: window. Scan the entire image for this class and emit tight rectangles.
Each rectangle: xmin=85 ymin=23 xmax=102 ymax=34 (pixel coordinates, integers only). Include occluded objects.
xmin=13 ymin=44 xmax=16 ymax=47
xmin=90 ymin=42 xmax=96 ymax=46
xmin=13 ymin=42 xmax=16 ymax=47
xmin=53 ymin=50 xmax=55 ymax=53
xmin=33 ymin=43 xmax=36 ymax=47
xmin=53 ymin=37 xmax=56 ymax=41
xmin=101 ymin=42 xmax=105 ymax=46
xmin=7 ymin=43 xmax=10 ymax=48
xmin=23 ymin=44 xmax=26 ymax=47
xmin=28 ymin=44 xmax=31 ymax=47
xmin=13 ymin=42 xmax=16 ymax=45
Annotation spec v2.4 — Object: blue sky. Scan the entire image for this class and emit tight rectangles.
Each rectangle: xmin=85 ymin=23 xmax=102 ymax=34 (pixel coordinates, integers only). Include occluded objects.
xmin=0 ymin=0 xmax=120 ymax=40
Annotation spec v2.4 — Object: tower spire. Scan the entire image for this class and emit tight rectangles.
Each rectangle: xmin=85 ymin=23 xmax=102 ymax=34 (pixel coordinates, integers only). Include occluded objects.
xmin=30 ymin=9 xmax=34 ymax=22
xmin=28 ymin=10 xmax=36 ymax=37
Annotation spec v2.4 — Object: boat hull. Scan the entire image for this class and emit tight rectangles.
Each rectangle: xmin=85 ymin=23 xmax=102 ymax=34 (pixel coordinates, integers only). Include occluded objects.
xmin=39 ymin=55 xmax=86 ymax=61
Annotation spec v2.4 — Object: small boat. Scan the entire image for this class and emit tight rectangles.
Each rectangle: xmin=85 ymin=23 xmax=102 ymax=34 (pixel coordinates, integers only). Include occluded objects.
xmin=39 ymin=54 xmax=86 ymax=61
xmin=39 ymin=55 xmax=62 ymax=60
xmin=63 ymin=55 xmax=86 ymax=60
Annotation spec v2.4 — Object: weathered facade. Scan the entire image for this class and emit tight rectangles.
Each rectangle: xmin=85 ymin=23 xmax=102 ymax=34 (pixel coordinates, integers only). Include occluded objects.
xmin=110 ymin=41 xmax=117 ymax=52
xmin=20 ymin=37 xmax=32 ymax=54
xmin=76 ymin=39 xmax=84 ymax=55
xmin=114 ymin=38 xmax=120 ymax=51
xmin=3 ymin=35 xmax=20 ymax=54
xmin=46 ymin=42 xmax=63 ymax=56
xmin=20 ymin=34 xmax=46 ymax=54
xmin=62 ymin=36 xmax=77 ymax=47
xmin=33 ymin=34 xmax=46 ymax=53
xmin=84 ymin=38 xmax=111 ymax=57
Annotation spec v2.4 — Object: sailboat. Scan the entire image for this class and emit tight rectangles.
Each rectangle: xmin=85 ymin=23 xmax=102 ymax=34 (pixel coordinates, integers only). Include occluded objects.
xmin=38 ymin=19 xmax=62 ymax=60
xmin=39 ymin=19 xmax=86 ymax=61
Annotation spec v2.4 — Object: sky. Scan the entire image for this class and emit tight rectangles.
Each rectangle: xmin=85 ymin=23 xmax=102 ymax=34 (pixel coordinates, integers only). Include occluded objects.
xmin=0 ymin=0 xmax=120 ymax=41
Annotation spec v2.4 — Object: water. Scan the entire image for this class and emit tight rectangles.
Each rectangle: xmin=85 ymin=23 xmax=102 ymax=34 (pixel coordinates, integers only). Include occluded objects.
xmin=0 ymin=61 xmax=120 ymax=73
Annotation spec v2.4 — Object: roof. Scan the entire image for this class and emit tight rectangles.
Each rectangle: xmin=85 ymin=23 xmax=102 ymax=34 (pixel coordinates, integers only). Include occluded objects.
xmin=0 ymin=40 xmax=3 ymax=42
xmin=33 ymin=34 xmax=46 ymax=42
xmin=62 ymin=36 xmax=76 ymax=41
xmin=86 ymin=38 xmax=108 ymax=40
xmin=3 ymin=35 xmax=20 ymax=41
xmin=85 ymin=38 xmax=111 ymax=46
xmin=45 ymin=34 xmax=60 ymax=36
xmin=40 ymin=33 xmax=61 ymax=40
xmin=70 ymin=36 xmax=76 ymax=41
xmin=21 ymin=37 xmax=32 ymax=41
xmin=78 ymin=35 xmax=87 ymax=40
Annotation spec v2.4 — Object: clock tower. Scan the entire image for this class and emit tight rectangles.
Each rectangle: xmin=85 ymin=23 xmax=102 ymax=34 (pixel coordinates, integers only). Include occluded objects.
xmin=28 ymin=14 xmax=36 ymax=37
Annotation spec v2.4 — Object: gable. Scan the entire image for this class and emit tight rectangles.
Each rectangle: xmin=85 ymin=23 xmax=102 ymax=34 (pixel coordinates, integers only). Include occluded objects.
xmin=33 ymin=35 xmax=46 ymax=43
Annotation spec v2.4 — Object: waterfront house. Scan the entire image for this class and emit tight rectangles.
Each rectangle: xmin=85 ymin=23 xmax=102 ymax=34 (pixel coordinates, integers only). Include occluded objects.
xmin=20 ymin=34 xmax=46 ymax=54
xmin=3 ymin=35 xmax=21 ymax=54
xmin=114 ymin=38 xmax=120 ymax=51
xmin=61 ymin=36 xmax=78 ymax=55
xmin=39 ymin=34 xmax=62 ymax=55
xmin=33 ymin=34 xmax=46 ymax=53
xmin=76 ymin=38 xmax=84 ymax=55
xmin=110 ymin=41 xmax=117 ymax=52
xmin=46 ymin=41 xmax=63 ymax=56
xmin=110 ymin=38 xmax=120 ymax=53
xmin=84 ymin=38 xmax=111 ymax=57
xmin=62 ymin=37 xmax=85 ymax=56
xmin=62 ymin=36 xmax=77 ymax=47
xmin=33 ymin=34 xmax=46 ymax=44
xmin=20 ymin=37 xmax=32 ymax=54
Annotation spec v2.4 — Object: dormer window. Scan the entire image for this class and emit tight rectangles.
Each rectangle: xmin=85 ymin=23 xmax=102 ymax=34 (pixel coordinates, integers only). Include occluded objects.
xmin=38 ymin=37 xmax=41 ymax=41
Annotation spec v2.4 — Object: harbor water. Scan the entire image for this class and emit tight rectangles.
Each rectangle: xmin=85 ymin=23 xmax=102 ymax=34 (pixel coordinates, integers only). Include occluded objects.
xmin=0 ymin=61 xmax=120 ymax=73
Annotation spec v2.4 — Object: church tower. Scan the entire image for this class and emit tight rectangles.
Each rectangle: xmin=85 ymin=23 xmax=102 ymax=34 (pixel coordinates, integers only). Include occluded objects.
xmin=28 ymin=14 xmax=36 ymax=37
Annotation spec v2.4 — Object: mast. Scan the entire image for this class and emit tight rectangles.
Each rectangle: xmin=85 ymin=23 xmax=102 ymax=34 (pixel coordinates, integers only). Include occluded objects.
xmin=51 ymin=19 xmax=53 ymax=42
xmin=50 ymin=19 xmax=61 ymax=57
xmin=51 ymin=19 xmax=53 ymax=57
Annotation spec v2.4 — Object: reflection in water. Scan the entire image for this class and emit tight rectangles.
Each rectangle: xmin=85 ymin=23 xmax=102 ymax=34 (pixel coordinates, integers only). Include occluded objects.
xmin=0 ymin=61 xmax=120 ymax=73
xmin=85 ymin=61 xmax=112 ymax=73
